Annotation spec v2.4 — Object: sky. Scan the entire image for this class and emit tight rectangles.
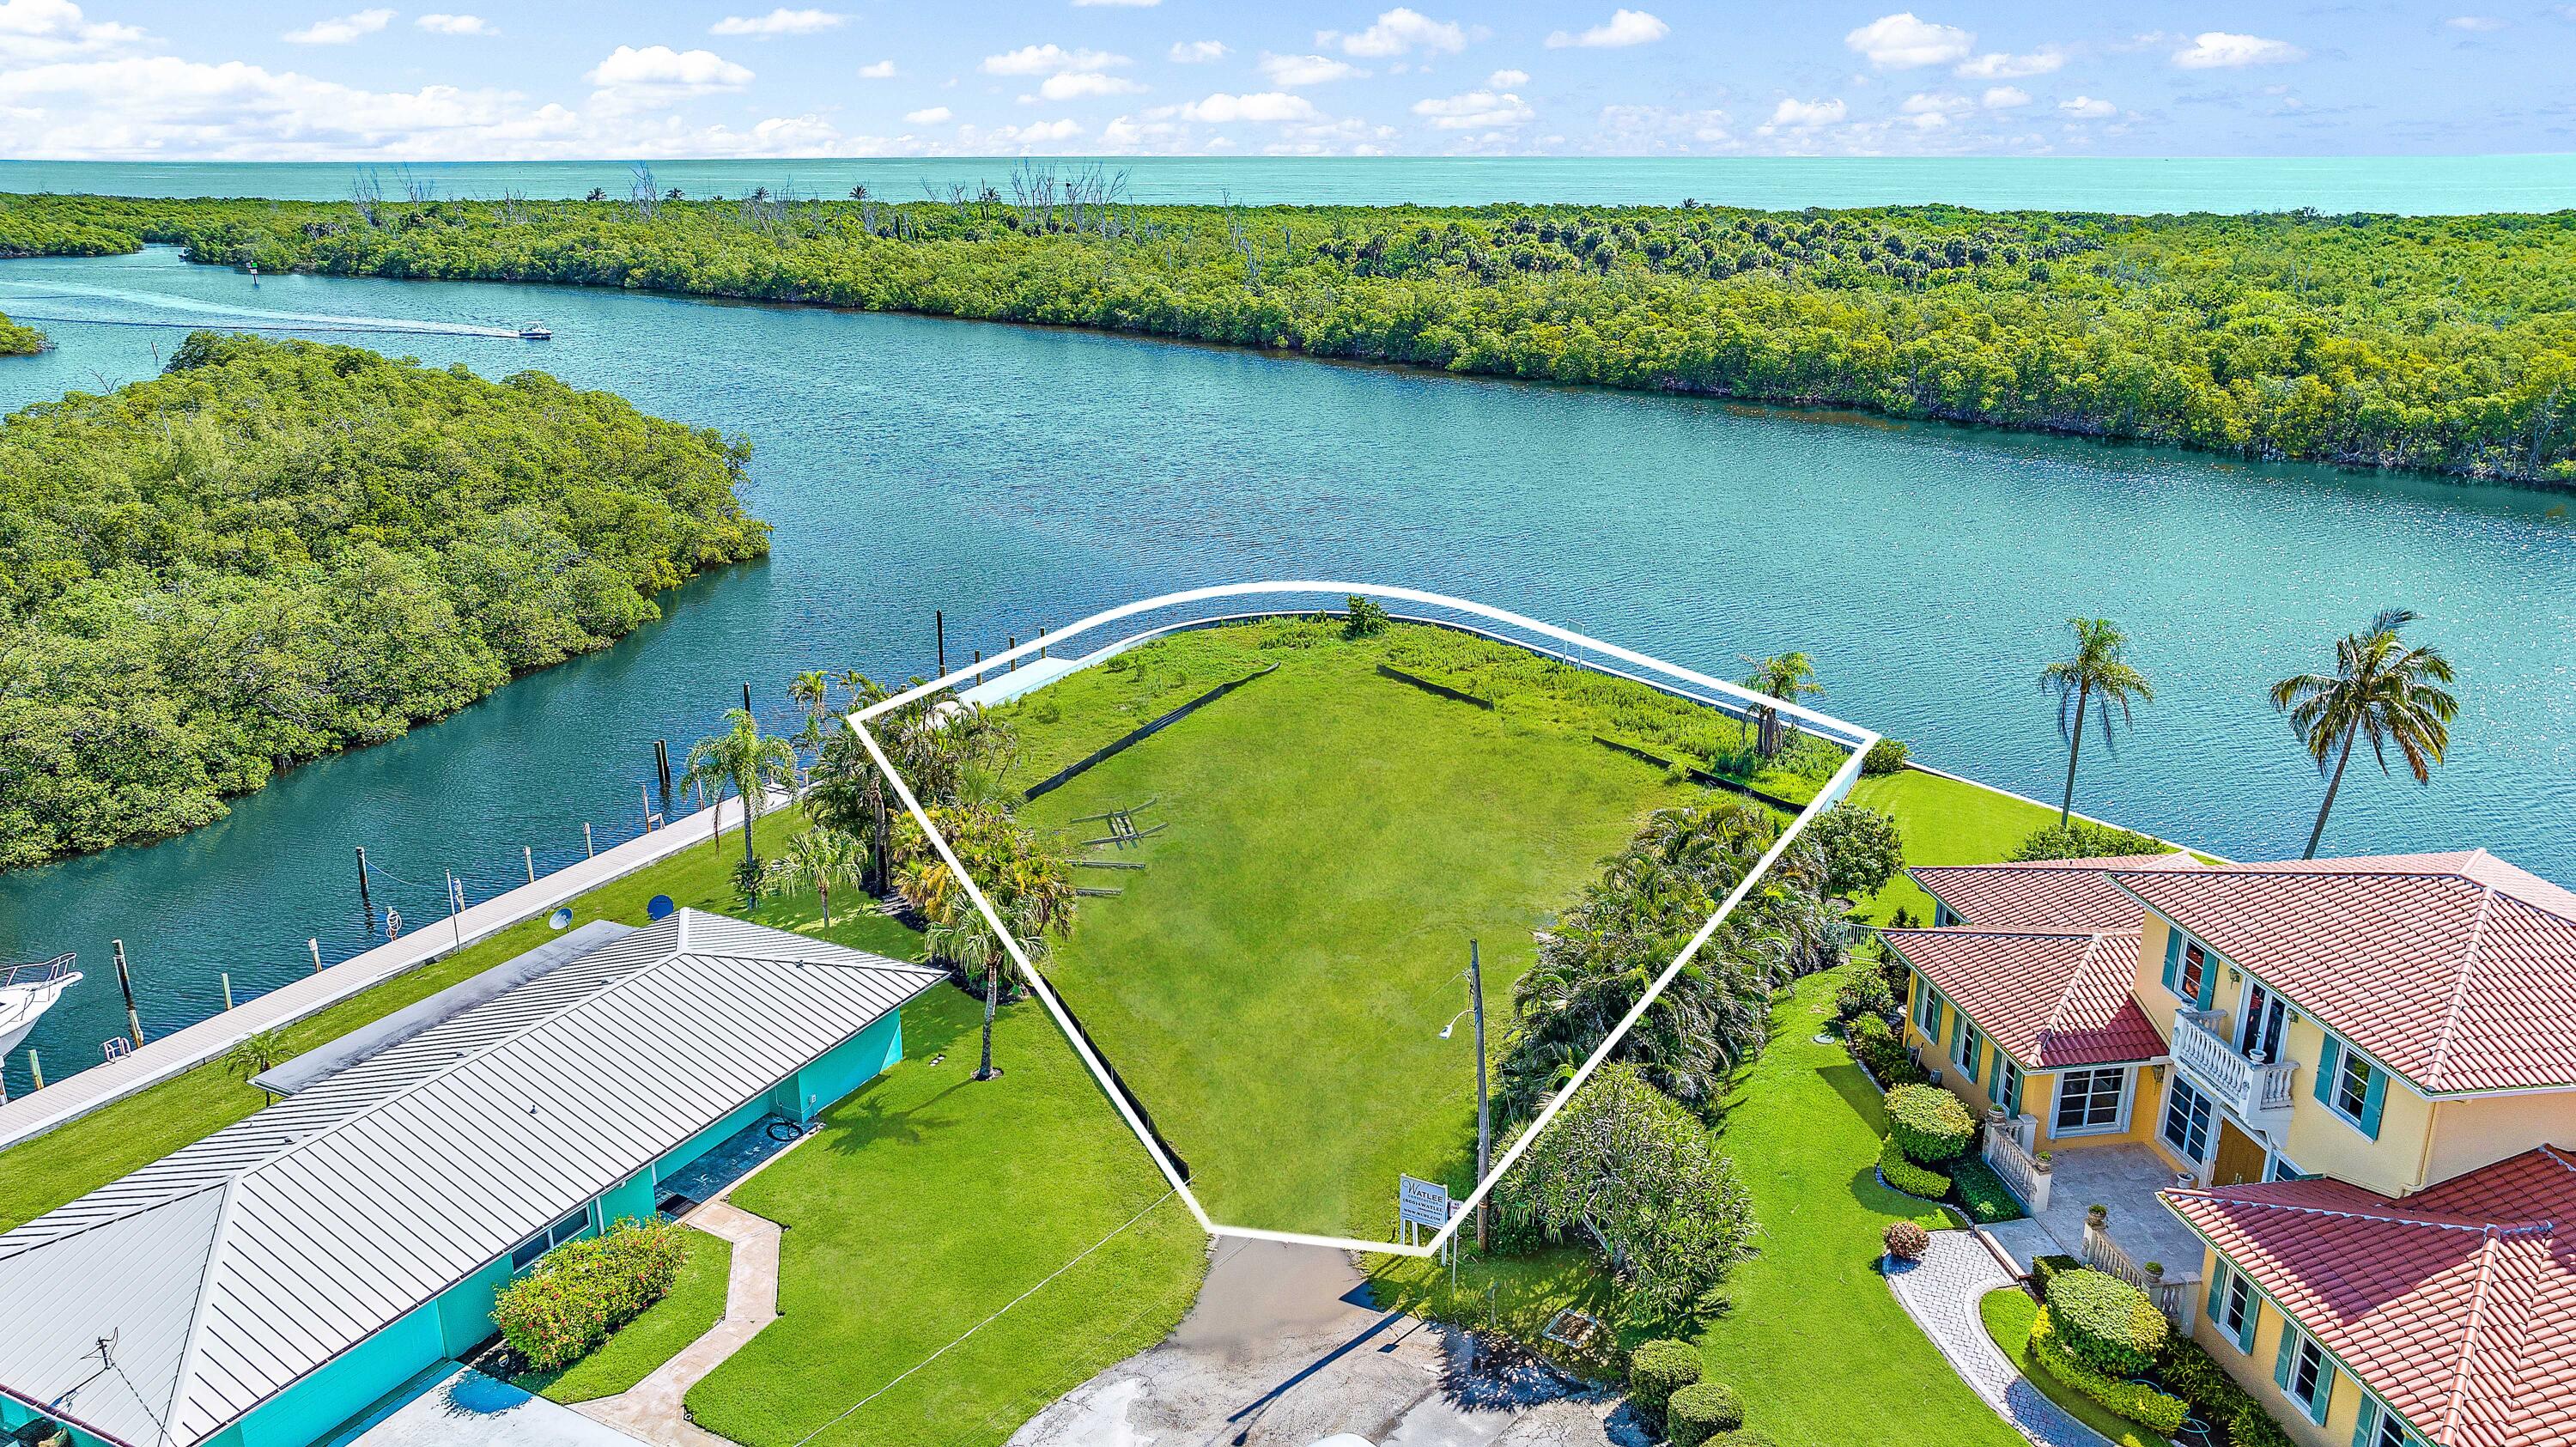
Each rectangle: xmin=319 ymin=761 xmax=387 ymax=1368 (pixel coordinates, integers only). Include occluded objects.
xmin=0 ymin=0 xmax=2567 ymax=161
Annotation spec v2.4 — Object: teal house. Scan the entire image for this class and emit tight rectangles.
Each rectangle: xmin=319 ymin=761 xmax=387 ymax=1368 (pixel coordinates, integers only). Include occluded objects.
xmin=0 ymin=909 xmax=941 ymax=1447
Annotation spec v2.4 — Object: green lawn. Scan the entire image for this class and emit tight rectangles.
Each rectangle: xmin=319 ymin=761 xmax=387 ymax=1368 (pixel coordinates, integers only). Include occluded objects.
xmin=1009 ymin=633 xmax=1691 ymax=1238
xmin=519 ymin=1227 xmax=734 ymax=1405
xmin=1844 ymin=768 xmax=2066 ymax=925
xmin=684 ymin=987 xmax=1206 ymax=1447
xmin=1978 ymin=1286 xmax=2160 ymax=1447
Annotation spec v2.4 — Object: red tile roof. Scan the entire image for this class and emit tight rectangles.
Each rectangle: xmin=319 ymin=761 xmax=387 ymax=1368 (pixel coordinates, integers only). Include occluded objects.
xmin=2166 ymin=1146 xmax=2576 ymax=1447
xmin=1881 ymin=927 xmax=2169 ymax=1068
xmin=2111 ymin=851 xmax=2576 ymax=1094
xmin=1911 ymin=852 xmax=2202 ymax=930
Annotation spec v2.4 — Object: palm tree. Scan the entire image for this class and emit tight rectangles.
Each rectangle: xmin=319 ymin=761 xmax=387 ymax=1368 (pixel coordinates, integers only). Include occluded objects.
xmin=1740 ymin=653 xmax=1823 ymax=758
xmin=927 ymin=915 xmax=1009 ymax=1080
xmin=787 ymin=669 xmax=835 ymax=797
xmin=683 ymin=708 xmax=799 ymax=885
xmin=2270 ymin=609 xmax=2458 ymax=859
xmin=769 ymin=826 xmax=863 ymax=928
xmin=223 ymin=1027 xmax=292 ymax=1103
xmin=2038 ymin=618 xmax=2154 ymax=826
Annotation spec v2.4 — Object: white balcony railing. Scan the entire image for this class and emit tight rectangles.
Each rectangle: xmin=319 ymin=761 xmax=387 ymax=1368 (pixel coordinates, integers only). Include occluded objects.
xmin=1983 ymin=1116 xmax=2050 ymax=1215
xmin=2083 ymin=1216 xmax=2199 ymax=1332
xmin=2172 ymin=1010 xmax=2299 ymax=1128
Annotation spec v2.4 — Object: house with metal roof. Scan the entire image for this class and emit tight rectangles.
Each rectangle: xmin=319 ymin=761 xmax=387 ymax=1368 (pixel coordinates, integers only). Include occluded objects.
xmin=0 ymin=909 xmax=943 ymax=1447
xmin=1883 ymin=848 xmax=2576 ymax=1447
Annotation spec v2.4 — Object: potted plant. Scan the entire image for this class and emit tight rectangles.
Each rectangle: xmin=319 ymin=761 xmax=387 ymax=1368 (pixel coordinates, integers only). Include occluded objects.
xmin=2086 ymin=1203 xmax=2109 ymax=1231
xmin=2144 ymin=1261 xmax=2166 ymax=1284
xmin=2033 ymin=1149 xmax=2053 ymax=1172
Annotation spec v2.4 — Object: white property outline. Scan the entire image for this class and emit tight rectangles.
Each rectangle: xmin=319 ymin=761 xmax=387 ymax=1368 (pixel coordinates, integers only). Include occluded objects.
xmin=848 ymin=583 xmax=1880 ymax=1258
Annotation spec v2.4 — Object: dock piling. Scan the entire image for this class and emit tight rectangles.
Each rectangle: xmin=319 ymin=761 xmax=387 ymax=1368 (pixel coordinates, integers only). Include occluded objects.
xmin=936 ymin=609 xmax=946 ymax=676
xmin=27 ymin=1052 xmax=40 ymax=1091
xmin=222 ymin=972 xmax=234 ymax=1012
xmin=524 ymin=846 xmax=536 ymax=884
xmin=655 ymin=739 xmax=672 ymax=793
xmin=585 ymin=822 xmax=595 ymax=858
xmin=308 ymin=938 xmax=323 ymax=975
xmin=355 ymin=845 xmax=372 ymax=915
xmin=1008 ymin=636 xmax=1018 ymax=671
xmin=111 ymin=939 xmax=143 ymax=1048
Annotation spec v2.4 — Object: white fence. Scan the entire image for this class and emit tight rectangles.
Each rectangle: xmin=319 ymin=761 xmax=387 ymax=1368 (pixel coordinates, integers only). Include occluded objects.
xmin=1984 ymin=1116 xmax=2051 ymax=1215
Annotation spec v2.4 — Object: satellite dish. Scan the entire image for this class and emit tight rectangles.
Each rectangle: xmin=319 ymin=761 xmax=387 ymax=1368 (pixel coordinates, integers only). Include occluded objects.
xmin=647 ymin=894 xmax=676 ymax=921
xmin=547 ymin=907 xmax=573 ymax=931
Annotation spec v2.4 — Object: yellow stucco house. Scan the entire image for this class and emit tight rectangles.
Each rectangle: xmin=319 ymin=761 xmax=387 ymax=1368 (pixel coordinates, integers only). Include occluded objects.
xmin=1885 ymin=849 xmax=2576 ymax=1447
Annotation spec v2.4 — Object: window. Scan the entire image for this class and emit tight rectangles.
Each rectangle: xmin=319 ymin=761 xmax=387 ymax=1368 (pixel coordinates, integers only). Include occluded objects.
xmin=2054 ymin=1067 xmax=2127 ymax=1134
xmin=2160 ymin=927 xmax=2216 ymax=1008
xmin=2178 ymin=940 xmax=2208 ymax=1004
xmin=1917 ymin=977 xmax=1942 ymax=1037
xmin=2273 ymin=1324 xmax=2335 ymax=1424
xmin=508 ymin=1206 xmax=590 ymax=1271
xmin=1994 ymin=1056 xmax=2023 ymax=1117
xmin=2356 ymin=1395 xmax=2426 ymax=1447
xmin=1933 ymin=903 xmax=1955 ymax=927
xmin=2163 ymin=1073 xmax=2215 ymax=1162
xmin=2316 ymin=1036 xmax=2387 ymax=1140
xmin=2268 ymin=1153 xmax=2309 ymax=1183
xmin=1955 ymin=1020 xmax=1983 ymax=1075
xmin=2208 ymin=1262 xmax=2258 ymax=1353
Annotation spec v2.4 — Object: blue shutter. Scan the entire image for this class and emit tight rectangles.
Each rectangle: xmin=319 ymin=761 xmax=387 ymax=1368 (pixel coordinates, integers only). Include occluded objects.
xmin=2354 ymin=1398 xmax=2381 ymax=1447
xmin=2162 ymin=928 xmax=2184 ymax=994
xmin=2237 ymin=1288 xmax=2259 ymax=1353
xmin=2274 ymin=1322 xmax=2299 ymax=1391
xmin=2206 ymin=1267 xmax=2227 ymax=1330
xmin=2317 ymin=1037 xmax=2343 ymax=1107
xmin=2308 ymin=1361 xmax=2336 ymax=1424
xmin=2195 ymin=953 xmax=2219 ymax=1010
xmin=2359 ymin=1064 xmax=2386 ymax=1140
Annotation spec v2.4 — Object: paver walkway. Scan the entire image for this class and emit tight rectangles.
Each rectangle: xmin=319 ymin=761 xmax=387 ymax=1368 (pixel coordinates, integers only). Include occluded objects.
xmin=576 ymin=1201 xmax=783 ymax=1447
xmin=1884 ymin=1231 xmax=2118 ymax=1447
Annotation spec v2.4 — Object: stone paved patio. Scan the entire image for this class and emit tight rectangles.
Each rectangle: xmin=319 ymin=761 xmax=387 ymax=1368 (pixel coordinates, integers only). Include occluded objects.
xmin=2027 ymin=1143 xmax=2206 ymax=1278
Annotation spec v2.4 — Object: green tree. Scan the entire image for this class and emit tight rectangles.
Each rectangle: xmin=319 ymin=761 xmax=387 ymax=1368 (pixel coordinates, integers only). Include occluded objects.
xmin=1739 ymin=652 xmax=1821 ymax=758
xmin=683 ymin=708 xmax=798 ymax=886
xmin=222 ymin=1027 xmax=293 ymax=1103
xmin=2269 ymin=608 xmax=2459 ymax=859
xmin=769 ymin=825 xmax=863 ymax=928
xmin=1805 ymin=803 xmax=1905 ymax=898
xmin=2038 ymin=618 xmax=2154 ymax=826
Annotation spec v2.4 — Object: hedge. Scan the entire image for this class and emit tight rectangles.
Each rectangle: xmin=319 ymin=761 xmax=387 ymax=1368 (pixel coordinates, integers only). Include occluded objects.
xmin=492 ymin=1217 xmax=689 ymax=1371
xmin=2160 ymin=1336 xmax=2299 ymax=1447
xmin=1850 ymin=1026 xmax=1928 ymax=1088
xmin=1950 ymin=1157 xmax=2026 ymax=1223
xmin=2029 ymin=1306 xmax=2187 ymax=1435
xmin=2043 ymin=1268 xmax=2170 ymax=1377
xmin=1667 ymin=1381 xmax=1746 ymax=1446
xmin=1879 ymin=1135 xmax=1952 ymax=1200
xmin=1884 ymin=1083 xmax=1978 ymax=1164
xmin=1627 ymin=1339 xmax=1703 ymax=1428
xmin=2030 ymin=1254 xmax=2085 ymax=1297
xmin=1861 ymin=738 xmax=1910 ymax=775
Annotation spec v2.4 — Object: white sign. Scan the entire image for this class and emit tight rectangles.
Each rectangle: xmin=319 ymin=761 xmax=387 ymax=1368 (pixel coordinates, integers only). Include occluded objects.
xmin=1398 ymin=1174 xmax=1451 ymax=1229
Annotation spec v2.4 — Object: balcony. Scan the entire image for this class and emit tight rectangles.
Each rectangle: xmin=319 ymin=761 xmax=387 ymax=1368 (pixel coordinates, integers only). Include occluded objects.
xmin=2171 ymin=1009 xmax=2299 ymax=1135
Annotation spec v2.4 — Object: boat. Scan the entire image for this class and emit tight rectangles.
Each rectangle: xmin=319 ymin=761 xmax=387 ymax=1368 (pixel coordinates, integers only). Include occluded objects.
xmin=0 ymin=953 xmax=80 ymax=1059
xmin=519 ymin=324 xmax=553 ymax=340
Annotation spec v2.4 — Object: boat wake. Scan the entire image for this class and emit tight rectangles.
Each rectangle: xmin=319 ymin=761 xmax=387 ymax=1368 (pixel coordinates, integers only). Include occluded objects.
xmin=0 ymin=279 xmax=537 ymax=340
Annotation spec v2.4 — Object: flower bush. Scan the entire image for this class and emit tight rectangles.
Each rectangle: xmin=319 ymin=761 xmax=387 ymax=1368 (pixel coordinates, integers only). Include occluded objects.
xmin=1884 ymin=1083 xmax=1977 ymax=1164
xmin=1878 ymin=1136 xmax=1952 ymax=1200
xmin=1882 ymin=1219 xmax=1931 ymax=1262
xmin=1666 ymin=1381 xmax=1746 ymax=1446
xmin=2042 ymin=1268 xmax=2169 ymax=1377
xmin=1625 ymin=1339 xmax=1704 ymax=1429
xmin=2028 ymin=1305 xmax=2187 ymax=1434
xmin=492 ymin=1217 xmax=688 ymax=1372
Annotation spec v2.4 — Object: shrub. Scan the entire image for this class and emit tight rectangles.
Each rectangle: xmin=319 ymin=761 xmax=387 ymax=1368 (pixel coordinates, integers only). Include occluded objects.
xmin=1342 ymin=594 xmax=1390 ymax=638
xmin=1834 ymin=971 xmax=1895 ymax=1024
xmin=2029 ymin=1254 xmax=2084 ymax=1297
xmin=492 ymin=1217 xmax=688 ymax=1371
xmin=2011 ymin=819 xmax=2168 ymax=862
xmin=1808 ymin=804 xmax=1905 ymax=898
xmin=1852 ymin=1030 xmax=1927 ymax=1088
xmin=1949 ymin=1158 xmax=2026 ymax=1223
xmin=1884 ymin=1083 xmax=1978 ymax=1164
xmin=1666 ymin=1382 xmax=1745 ymax=1446
xmin=2028 ymin=1306 xmax=2187 ymax=1434
xmin=1849 ymin=1012 xmax=1890 ymax=1044
xmin=2043 ymin=1268 xmax=2169 ymax=1377
xmin=1879 ymin=1136 xmax=1952 ymax=1199
xmin=1882 ymin=1219 xmax=1931 ymax=1262
xmin=1861 ymin=737 xmax=1910 ymax=775
xmin=1625 ymin=1339 xmax=1703 ymax=1428
xmin=2159 ymin=1336 xmax=2300 ymax=1447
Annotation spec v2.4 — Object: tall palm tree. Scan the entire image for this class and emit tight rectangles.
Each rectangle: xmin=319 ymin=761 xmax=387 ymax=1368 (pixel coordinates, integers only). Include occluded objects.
xmin=770 ymin=826 xmax=864 ymax=928
xmin=787 ymin=669 xmax=835 ymax=797
xmin=1740 ymin=653 xmax=1823 ymax=758
xmin=683 ymin=708 xmax=799 ymax=883
xmin=2270 ymin=609 xmax=2458 ymax=859
xmin=927 ymin=915 xmax=1010 ymax=1080
xmin=2038 ymin=618 xmax=2154 ymax=826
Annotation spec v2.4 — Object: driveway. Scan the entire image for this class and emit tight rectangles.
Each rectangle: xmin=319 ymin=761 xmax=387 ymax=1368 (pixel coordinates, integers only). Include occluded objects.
xmin=1008 ymin=1238 xmax=1635 ymax=1447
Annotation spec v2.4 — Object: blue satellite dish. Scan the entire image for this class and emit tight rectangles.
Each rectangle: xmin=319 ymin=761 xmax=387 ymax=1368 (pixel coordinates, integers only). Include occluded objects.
xmin=547 ymin=907 xmax=573 ymax=931
xmin=647 ymin=894 xmax=676 ymax=921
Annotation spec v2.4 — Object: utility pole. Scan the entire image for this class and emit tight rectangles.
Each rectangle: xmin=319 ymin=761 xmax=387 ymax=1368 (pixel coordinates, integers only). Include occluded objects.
xmin=1470 ymin=939 xmax=1490 ymax=1252
xmin=111 ymin=939 xmax=143 ymax=1049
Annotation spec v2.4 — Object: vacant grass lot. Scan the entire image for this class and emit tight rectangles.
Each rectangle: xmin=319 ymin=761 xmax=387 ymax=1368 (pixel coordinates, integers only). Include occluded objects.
xmin=521 ymin=1226 xmax=733 ymax=1405
xmin=1009 ymin=630 xmax=1692 ymax=1238
xmin=686 ymin=987 xmax=1205 ymax=1447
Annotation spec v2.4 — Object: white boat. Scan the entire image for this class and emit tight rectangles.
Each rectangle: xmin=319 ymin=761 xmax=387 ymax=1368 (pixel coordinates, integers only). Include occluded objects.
xmin=0 ymin=954 xmax=80 ymax=1059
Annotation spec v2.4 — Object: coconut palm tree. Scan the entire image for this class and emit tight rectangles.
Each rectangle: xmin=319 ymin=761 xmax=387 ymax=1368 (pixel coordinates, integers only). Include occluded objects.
xmin=769 ymin=826 xmax=864 ymax=929
xmin=2270 ymin=608 xmax=2458 ymax=859
xmin=1740 ymin=652 xmax=1823 ymax=758
xmin=927 ymin=915 xmax=1011 ymax=1080
xmin=683 ymin=708 xmax=799 ymax=885
xmin=787 ymin=669 xmax=835 ymax=796
xmin=2038 ymin=618 xmax=2154 ymax=827
xmin=222 ymin=1027 xmax=292 ymax=1103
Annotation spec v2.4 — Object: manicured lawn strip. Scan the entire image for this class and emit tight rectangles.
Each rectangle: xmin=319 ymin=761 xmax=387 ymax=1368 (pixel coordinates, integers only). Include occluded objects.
xmin=1368 ymin=1243 xmax=1624 ymax=1376
xmin=995 ymin=626 xmax=1288 ymax=787
xmin=1015 ymin=639 xmax=1689 ymax=1237
xmin=1978 ymin=1286 xmax=2159 ymax=1447
xmin=521 ymin=1227 xmax=734 ymax=1405
xmin=684 ymin=987 xmax=1205 ymax=1447
xmin=0 ymin=803 xmax=916 ymax=1232
xmin=1844 ymin=768 xmax=2068 ymax=925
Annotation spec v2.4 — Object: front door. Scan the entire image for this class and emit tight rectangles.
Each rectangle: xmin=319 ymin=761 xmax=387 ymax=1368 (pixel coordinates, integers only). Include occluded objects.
xmin=2213 ymin=1116 xmax=2268 ymax=1187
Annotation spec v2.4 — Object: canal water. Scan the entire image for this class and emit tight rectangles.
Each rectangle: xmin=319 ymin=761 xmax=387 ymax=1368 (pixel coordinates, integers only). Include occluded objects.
xmin=1 ymin=246 xmax=2571 ymax=1091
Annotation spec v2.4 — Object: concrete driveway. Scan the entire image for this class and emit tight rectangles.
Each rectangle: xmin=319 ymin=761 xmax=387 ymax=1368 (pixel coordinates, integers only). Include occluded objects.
xmin=1008 ymin=1239 xmax=1636 ymax=1447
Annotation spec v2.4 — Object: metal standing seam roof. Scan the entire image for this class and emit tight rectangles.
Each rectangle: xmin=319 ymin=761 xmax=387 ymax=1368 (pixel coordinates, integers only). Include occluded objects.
xmin=0 ymin=909 xmax=944 ymax=1447
xmin=2111 ymin=851 xmax=2576 ymax=1095
xmin=1881 ymin=927 xmax=2170 ymax=1069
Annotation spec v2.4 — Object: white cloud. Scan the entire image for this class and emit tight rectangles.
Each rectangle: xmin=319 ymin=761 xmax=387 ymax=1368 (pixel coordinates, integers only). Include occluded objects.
xmin=1259 ymin=52 xmax=1364 ymax=86
xmin=0 ymin=0 xmax=142 ymax=58
xmin=904 ymin=105 xmax=951 ymax=123
xmin=1844 ymin=12 xmax=1972 ymax=69
xmin=710 ymin=9 xmax=847 ymax=37
xmin=2444 ymin=14 xmax=2504 ymax=28
xmin=414 ymin=14 xmax=492 ymax=34
xmin=2171 ymin=32 xmax=2305 ymax=68
xmin=1546 ymin=9 xmax=1667 ymax=48
xmin=856 ymin=59 xmax=896 ymax=78
xmin=1766 ymin=96 xmax=1845 ymax=127
xmin=1036 ymin=70 xmax=1144 ymax=100
xmin=1954 ymin=48 xmax=2061 ymax=78
xmin=2059 ymin=94 xmax=2116 ymax=117
xmin=282 ymin=9 xmax=392 ymax=44
xmin=586 ymin=45 xmax=753 ymax=103
xmin=959 ymin=117 xmax=1085 ymax=148
xmin=981 ymin=43 xmax=1126 ymax=75
xmin=1595 ymin=103 xmax=1731 ymax=149
xmin=1488 ymin=67 xmax=1528 ymax=87
xmin=1157 ymin=90 xmax=1317 ymax=122
xmin=1900 ymin=91 xmax=1969 ymax=113
xmin=1319 ymin=8 xmax=1467 ymax=58
xmin=1982 ymin=85 xmax=2030 ymax=107
xmin=1169 ymin=40 xmax=1226 ymax=63
xmin=1413 ymin=88 xmax=1532 ymax=127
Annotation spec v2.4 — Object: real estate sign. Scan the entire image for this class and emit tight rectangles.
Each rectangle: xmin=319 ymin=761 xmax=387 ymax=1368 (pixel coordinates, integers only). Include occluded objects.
xmin=1398 ymin=1174 xmax=1450 ymax=1229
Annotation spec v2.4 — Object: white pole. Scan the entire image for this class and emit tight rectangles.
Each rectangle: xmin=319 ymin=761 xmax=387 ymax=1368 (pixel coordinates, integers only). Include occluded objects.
xmin=447 ymin=871 xmax=465 ymax=951
xmin=585 ymin=822 xmax=595 ymax=858
xmin=308 ymin=938 xmax=323 ymax=974
xmin=524 ymin=846 xmax=536 ymax=884
xmin=221 ymin=972 xmax=234 ymax=1011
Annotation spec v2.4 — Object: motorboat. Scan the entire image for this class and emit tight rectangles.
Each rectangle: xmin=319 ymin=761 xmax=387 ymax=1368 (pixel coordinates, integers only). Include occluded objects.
xmin=519 ymin=324 xmax=553 ymax=340
xmin=0 ymin=953 xmax=78 ymax=1059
